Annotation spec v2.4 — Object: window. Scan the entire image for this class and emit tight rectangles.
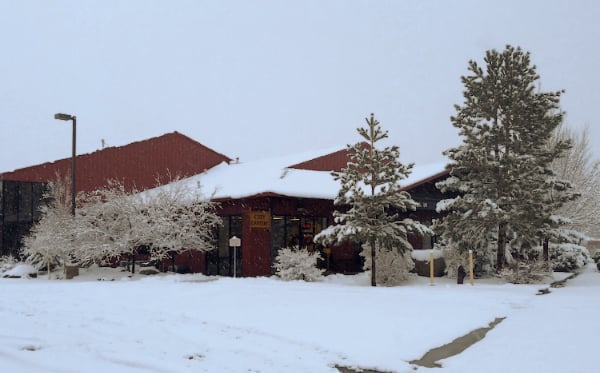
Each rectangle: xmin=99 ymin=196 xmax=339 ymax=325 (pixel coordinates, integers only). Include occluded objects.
xmin=270 ymin=215 xmax=328 ymax=268
xmin=3 ymin=183 xmax=18 ymax=223
xmin=19 ymin=183 xmax=32 ymax=222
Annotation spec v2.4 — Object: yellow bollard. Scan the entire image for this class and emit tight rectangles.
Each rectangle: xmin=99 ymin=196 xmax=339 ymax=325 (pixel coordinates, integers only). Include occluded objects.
xmin=469 ymin=250 xmax=474 ymax=286
xmin=429 ymin=251 xmax=435 ymax=286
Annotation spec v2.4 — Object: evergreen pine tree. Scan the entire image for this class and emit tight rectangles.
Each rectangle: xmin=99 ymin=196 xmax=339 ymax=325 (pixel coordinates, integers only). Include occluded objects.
xmin=315 ymin=114 xmax=428 ymax=286
xmin=436 ymin=45 xmax=575 ymax=272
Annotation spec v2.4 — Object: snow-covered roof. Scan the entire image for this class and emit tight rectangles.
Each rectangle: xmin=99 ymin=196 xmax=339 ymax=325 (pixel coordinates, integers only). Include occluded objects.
xmin=149 ymin=147 xmax=448 ymax=201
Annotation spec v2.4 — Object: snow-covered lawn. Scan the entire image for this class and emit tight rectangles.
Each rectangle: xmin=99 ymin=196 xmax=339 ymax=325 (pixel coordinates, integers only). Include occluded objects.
xmin=0 ymin=265 xmax=598 ymax=373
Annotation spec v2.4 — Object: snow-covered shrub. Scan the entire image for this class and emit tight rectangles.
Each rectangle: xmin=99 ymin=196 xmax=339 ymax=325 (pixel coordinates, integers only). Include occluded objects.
xmin=440 ymin=245 xmax=469 ymax=279
xmin=550 ymin=243 xmax=590 ymax=272
xmin=24 ymin=252 xmax=63 ymax=272
xmin=592 ymin=251 xmax=600 ymax=264
xmin=3 ymin=264 xmax=37 ymax=279
xmin=360 ymin=243 xmax=414 ymax=286
xmin=273 ymin=246 xmax=324 ymax=281
xmin=0 ymin=256 xmax=18 ymax=275
xmin=499 ymin=261 xmax=548 ymax=284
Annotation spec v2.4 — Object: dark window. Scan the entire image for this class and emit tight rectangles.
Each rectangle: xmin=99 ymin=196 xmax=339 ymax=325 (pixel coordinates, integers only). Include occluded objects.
xmin=270 ymin=215 xmax=328 ymax=272
xmin=19 ymin=183 xmax=32 ymax=222
xmin=32 ymin=183 xmax=46 ymax=221
xmin=4 ymin=183 xmax=18 ymax=223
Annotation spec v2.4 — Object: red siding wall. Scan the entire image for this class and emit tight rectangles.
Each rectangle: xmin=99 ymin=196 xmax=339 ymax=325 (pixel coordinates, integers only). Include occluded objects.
xmin=242 ymin=215 xmax=271 ymax=276
xmin=217 ymin=196 xmax=356 ymax=277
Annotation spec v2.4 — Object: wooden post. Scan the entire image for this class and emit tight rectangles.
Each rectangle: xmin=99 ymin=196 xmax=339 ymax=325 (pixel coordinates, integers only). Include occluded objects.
xmin=429 ymin=251 xmax=434 ymax=286
xmin=469 ymin=250 xmax=474 ymax=286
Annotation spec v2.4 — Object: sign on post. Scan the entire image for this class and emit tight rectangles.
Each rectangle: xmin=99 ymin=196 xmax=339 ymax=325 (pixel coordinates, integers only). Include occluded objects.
xmin=229 ymin=236 xmax=241 ymax=278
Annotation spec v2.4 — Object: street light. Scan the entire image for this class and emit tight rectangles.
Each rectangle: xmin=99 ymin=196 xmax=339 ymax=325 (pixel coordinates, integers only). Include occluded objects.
xmin=54 ymin=113 xmax=76 ymax=216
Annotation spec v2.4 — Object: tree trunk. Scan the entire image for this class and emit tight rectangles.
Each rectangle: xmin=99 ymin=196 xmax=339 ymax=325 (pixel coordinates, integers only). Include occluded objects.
xmin=370 ymin=239 xmax=376 ymax=287
xmin=131 ymin=252 xmax=136 ymax=274
xmin=496 ymin=222 xmax=508 ymax=272
xmin=543 ymin=237 xmax=549 ymax=262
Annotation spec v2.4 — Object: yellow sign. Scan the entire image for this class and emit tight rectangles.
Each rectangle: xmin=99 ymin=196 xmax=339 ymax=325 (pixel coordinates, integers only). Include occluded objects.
xmin=249 ymin=210 xmax=271 ymax=229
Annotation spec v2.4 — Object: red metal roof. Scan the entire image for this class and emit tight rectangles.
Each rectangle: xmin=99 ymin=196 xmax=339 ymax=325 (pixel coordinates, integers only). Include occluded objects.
xmin=400 ymin=169 xmax=450 ymax=192
xmin=288 ymin=143 xmax=370 ymax=172
xmin=0 ymin=132 xmax=231 ymax=193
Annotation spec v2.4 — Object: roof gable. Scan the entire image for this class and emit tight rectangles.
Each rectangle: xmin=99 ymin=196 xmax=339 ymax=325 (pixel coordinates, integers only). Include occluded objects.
xmin=288 ymin=143 xmax=370 ymax=172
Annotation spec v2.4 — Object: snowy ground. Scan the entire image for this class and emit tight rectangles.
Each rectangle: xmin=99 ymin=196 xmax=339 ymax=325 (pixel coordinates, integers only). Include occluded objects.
xmin=0 ymin=265 xmax=598 ymax=373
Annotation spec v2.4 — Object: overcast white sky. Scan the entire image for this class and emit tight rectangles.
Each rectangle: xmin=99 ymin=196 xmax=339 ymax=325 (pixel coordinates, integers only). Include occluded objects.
xmin=1 ymin=0 xmax=599 ymax=172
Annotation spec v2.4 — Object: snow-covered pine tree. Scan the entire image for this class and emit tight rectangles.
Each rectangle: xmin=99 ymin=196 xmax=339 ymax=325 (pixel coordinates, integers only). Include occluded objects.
xmin=436 ymin=45 xmax=574 ymax=272
xmin=314 ymin=114 xmax=428 ymax=286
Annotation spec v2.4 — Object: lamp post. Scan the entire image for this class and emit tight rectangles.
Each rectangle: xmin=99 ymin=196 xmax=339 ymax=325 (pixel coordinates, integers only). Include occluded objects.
xmin=54 ymin=113 xmax=76 ymax=216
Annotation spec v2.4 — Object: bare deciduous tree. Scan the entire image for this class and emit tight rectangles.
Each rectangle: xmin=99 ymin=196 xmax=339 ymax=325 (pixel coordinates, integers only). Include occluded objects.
xmin=551 ymin=124 xmax=600 ymax=239
xmin=23 ymin=176 xmax=222 ymax=277
xmin=21 ymin=174 xmax=75 ymax=278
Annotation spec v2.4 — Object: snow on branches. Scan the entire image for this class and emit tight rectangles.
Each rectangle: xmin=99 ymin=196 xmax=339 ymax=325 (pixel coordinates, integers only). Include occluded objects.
xmin=315 ymin=114 xmax=428 ymax=286
xmin=435 ymin=45 xmax=576 ymax=272
xmin=273 ymin=246 xmax=324 ymax=281
xmin=21 ymin=177 xmax=221 ymax=276
xmin=360 ymin=242 xmax=414 ymax=286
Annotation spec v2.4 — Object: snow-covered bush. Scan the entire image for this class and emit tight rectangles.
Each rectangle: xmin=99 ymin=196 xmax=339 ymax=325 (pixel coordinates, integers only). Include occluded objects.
xmin=3 ymin=264 xmax=37 ymax=279
xmin=592 ymin=250 xmax=600 ymax=264
xmin=360 ymin=243 xmax=414 ymax=286
xmin=0 ymin=256 xmax=18 ymax=275
xmin=499 ymin=261 xmax=548 ymax=284
xmin=24 ymin=252 xmax=63 ymax=272
xmin=550 ymin=243 xmax=590 ymax=272
xmin=440 ymin=245 xmax=469 ymax=279
xmin=273 ymin=247 xmax=324 ymax=281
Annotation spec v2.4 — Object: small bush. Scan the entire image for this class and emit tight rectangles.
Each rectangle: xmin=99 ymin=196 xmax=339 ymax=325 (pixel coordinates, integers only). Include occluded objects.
xmin=550 ymin=243 xmax=590 ymax=272
xmin=24 ymin=252 xmax=63 ymax=272
xmin=360 ymin=243 xmax=414 ymax=286
xmin=499 ymin=261 xmax=548 ymax=284
xmin=273 ymin=247 xmax=324 ymax=282
xmin=0 ymin=256 xmax=18 ymax=275
xmin=440 ymin=246 xmax=469 ymax=279
xmin=591 ymin=250 xmax=600 ymax=264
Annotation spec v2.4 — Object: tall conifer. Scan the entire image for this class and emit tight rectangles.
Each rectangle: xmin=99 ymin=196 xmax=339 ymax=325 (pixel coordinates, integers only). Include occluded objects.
xmin=315 ymin=114 xmax=427 ymax=286
xmin=436 ymin=45 xmax=574 ymax=272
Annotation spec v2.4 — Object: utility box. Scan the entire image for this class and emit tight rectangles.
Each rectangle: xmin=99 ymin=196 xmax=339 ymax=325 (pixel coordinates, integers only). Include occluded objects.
xmin=65 ymin=265 xmax=79 ymax=279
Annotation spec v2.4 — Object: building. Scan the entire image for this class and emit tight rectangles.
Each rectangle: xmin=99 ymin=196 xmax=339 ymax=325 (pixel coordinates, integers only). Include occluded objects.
xmin=151 ymin=147 xmax=449 ymax=276
xmin=1 ymin=131 xmax=450 ymax=275
xmin=0 ymin=132 xmax=231 ymax=257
